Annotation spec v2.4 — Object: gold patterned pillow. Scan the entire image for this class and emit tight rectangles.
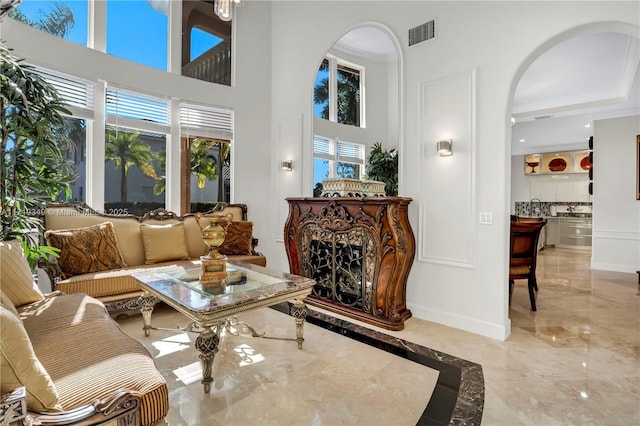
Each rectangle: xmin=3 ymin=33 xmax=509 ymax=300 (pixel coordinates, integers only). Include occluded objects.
xmin=44 ymin=222 xmax=127 ymax=278
xmin=218 ymin=221 xmax=253 ymax=256
xmin=140 ymin=222 xmax=190 ymax=264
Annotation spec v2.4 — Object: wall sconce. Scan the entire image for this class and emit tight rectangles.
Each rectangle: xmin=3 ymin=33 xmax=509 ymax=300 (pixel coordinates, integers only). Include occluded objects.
xmin=280 ymin=160 xmax=293 ymax=171
xmin=437 ymin=139 xmax=453 ymax=156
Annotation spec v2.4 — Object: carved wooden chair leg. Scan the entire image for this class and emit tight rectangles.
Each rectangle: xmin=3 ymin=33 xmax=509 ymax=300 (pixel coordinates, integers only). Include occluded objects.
xmin=527 ymin=277 xmax=537 ymax=311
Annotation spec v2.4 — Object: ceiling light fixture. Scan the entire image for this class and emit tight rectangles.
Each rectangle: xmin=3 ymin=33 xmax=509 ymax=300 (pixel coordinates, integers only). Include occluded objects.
xmin=213 ymin=0 xmax=241 ymax=22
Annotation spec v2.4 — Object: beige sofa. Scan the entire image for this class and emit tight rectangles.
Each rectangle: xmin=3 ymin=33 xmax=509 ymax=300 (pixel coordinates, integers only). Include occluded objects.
xmin=0 ymin=239 xmax=168 ymax=425
xmin=43 ymin=203 xmax=266 ymax=312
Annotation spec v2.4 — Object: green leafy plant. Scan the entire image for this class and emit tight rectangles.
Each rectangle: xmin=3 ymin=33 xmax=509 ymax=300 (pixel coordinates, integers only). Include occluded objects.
xmin=0 ymin=43 xmax=77 ymax=257
xmin=366 ymin=142 xmax=398 ymax=196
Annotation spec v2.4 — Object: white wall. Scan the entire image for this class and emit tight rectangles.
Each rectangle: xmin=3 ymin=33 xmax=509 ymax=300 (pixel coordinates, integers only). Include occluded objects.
xmin=592 ymin=115 xmax=640 ymax=273
xmin=269 ymin=1 xmax=639 ymax=340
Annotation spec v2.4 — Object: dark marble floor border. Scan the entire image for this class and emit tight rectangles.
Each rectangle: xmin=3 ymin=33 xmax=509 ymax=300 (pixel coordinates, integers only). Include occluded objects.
xmin=271 ymin=303 xmax=484 ymax=426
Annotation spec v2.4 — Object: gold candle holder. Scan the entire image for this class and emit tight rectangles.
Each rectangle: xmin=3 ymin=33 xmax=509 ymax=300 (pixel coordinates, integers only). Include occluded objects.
xmin=195 ymin=212 xmax=233 ymax=283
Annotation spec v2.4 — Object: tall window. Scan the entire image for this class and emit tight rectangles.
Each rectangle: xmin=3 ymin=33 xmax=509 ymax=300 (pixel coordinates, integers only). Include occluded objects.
xmin=33 ymin=67 xmax=94 ymax=203
xmin=105 ymin=87 xmax=171 ymax=215
xmin=106 ymin=0 xmax=168 ymax=71
xmin=62 ymin=117 xmax=87 ymax=202
xmin=180 ymin=102 xmax=234 ymax=213
xmin=10 ymin=0 xmax=87 ymax=46
xmin=313 ymin=56 xmax=364 ymax=127
xmin=313 ymin=136 xmax=365 ymax=193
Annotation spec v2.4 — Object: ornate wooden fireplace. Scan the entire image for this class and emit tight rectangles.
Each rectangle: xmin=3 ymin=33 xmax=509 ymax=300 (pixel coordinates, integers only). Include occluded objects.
xmin=284 ymin=197 xmax=415 ymax=330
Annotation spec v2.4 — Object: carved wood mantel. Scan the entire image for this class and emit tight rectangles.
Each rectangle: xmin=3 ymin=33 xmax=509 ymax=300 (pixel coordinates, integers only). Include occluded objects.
xmin=284 ymin=197 xmax=415 ymax=330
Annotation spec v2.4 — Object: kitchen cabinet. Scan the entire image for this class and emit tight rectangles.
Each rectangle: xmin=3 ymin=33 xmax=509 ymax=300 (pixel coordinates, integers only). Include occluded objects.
xmin=571 ymin=181 xmax=591 ymax=202
xmin=545 ymin=218 xmax=560 ymax=247
xmin=558 ymin=218 xmax=592 ymax=249
xmin=528 ymin=174 xmax=591 ymax=202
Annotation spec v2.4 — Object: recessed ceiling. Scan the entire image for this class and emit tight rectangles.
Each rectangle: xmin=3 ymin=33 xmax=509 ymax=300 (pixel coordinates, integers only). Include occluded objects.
xmin=333 ymin=27 xmax=397 ymax=61
xmin=512 ymin=31 xmax=640 ymax=155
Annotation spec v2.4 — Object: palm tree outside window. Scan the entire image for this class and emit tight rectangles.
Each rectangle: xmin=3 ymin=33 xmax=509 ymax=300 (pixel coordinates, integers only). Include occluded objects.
xmin=313 ymin=55 xmax=364 ymax=127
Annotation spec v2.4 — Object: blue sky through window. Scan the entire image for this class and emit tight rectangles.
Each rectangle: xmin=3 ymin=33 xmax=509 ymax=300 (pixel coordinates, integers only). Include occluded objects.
xmin=314 ymin=66 xmax=329 ymax=118
xmin=15 ymin=0 xmax=217 ymax=72
xmin=16 ymin=0 xmax=88 ymax=46
xmin=191 ymin=27 xmax=222 ymax=61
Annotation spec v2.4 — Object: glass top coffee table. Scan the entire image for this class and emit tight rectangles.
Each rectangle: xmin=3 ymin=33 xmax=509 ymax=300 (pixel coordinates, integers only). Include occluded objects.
xmin=132 ymin=261 xmax=315 ymax=393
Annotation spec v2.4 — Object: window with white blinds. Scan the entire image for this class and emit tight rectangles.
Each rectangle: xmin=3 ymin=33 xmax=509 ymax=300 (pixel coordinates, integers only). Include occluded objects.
xmin=313 ymin=135 xmax=365 ymax=190
xmin=105 ymin=87 xmax=171 ymax=134
xmin=314 ymin=136 xmax=364 ymax=165
xmin=180 ymin=102 xmax=234 ymax=140
xmin=33 ymin=66 xmax=95 ymax=118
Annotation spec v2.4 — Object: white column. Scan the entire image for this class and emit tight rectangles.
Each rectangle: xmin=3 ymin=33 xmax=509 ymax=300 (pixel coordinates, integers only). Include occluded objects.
xmin=86 ymin=80 xmax=106 ymax=211
xmin=89 ymin=0 xmax=106 ymax=52
xmin=167 ymin=0 xmax=182 ymax=74
xmin=165 ymin=99 xmax=182 ymax=213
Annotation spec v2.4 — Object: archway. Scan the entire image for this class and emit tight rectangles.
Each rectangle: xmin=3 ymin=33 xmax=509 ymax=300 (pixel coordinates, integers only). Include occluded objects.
xmin=310 ymin=24 xmax=403 ymax=196
xmin=506 ymin=23 xmax=640 ymax=315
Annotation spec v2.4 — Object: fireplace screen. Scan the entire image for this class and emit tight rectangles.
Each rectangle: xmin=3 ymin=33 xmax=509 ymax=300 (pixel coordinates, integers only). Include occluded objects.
xmin=301 ymin=225 xmax=377 ymax=313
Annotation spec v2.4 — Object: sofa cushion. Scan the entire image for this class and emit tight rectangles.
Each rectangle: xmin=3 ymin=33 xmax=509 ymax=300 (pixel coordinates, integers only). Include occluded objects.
xmin=0 ymin=288 xmax=19 ymax=316
xmin=0 ymin=240 xmax=44 ymax=307
xmin=19 ymin=294 xmax=168 ymax=426
xmin=53 ymin=259 xmax=201 ymax=299
xmin=0 ymin=306 xmax=62 ymax=412
xmin=140 ymin=222 xmax=190 ymax=264
xmin=44 ymin=222 xmax=127 ymax=278
xmin=219 ymin=221 xmax=254 ymax=256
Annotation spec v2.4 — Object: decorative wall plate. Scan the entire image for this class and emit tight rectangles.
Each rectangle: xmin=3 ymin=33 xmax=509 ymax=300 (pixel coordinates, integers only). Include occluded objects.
xmin=573 ymin=150 xmax=592 ymax=172
xmin=542 ymin=152 xmax=572 ymax=173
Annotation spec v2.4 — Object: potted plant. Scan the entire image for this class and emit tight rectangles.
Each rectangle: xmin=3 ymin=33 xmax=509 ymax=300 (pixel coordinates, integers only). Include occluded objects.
xmin=0 ymin=43 xmax=77 ymax=265
xmin=366 ymin=142 xmax=398 ymax=196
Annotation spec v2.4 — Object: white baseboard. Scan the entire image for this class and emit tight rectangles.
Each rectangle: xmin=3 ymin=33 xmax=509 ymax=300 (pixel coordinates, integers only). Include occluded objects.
xmin=408 ymin=303 xmax=511 ymax=341
xmin=591 ymin=262 xmax=639 ymax=274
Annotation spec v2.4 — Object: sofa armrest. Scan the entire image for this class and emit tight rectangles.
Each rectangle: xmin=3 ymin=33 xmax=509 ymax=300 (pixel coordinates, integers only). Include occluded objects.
xmin=29 ymin=389 xmax=142 ymax=426
xmin=0 ymin=387 xmax=27 ymax=425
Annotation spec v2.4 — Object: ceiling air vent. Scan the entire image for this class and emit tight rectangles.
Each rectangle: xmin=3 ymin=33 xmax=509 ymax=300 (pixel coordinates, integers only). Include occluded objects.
xmin=409 ymin=20 xmax=435 ymax=46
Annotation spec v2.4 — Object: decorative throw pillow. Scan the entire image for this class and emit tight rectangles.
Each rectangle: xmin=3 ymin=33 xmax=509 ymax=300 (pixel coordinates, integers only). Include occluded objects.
xmin=44 ymin=222 xmax=127 ymax=278
xmin=140 ymin=222 xmax=190 ymax=264
xmin=0 ymin=240 xmax=44 ymax=307
xmin=218 ymin=221 xmax=253 ymax=256
xmin=0 ymin=288 xmax=20 ymax=317
xmin=0 ymin=306 xmax=62 ymax=412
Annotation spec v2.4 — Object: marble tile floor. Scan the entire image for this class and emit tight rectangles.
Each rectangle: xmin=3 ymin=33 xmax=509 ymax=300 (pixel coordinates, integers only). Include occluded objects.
xmin=117 ymin=303 xmax=447 ymax=426
xmin=117 ymin=247 xmax=639 ymax=425
xmin=385 ymin=247 xmax=639 ymax=425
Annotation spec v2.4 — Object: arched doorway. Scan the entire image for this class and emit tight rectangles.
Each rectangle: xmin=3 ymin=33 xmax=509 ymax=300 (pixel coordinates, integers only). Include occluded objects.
xmin=507 ymin=24 xmax=640 ymax=314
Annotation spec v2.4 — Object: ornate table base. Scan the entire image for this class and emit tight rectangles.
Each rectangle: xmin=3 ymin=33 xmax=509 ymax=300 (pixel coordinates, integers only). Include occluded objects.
xmin=138 ymin=295 xmax=309 ymax=393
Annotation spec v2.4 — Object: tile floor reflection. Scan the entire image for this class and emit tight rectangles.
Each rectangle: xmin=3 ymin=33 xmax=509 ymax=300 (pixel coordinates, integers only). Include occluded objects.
xmin=392 ymin=247 xmax=639 ymax=425
xmin=118 ymin=247 xmax=639 ymax=425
